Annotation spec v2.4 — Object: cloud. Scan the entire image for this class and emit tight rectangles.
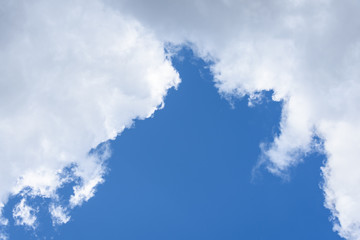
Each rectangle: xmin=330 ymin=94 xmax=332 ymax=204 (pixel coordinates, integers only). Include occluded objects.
xmin=12 ymin=199 xmax=37 ymax=228
xmin=49 ymin=204 xmax=70 ymax=226
xmin=2 ymin=0 xmax=360 ymax=239
xmin=0 ymin=0 xmax=179 ymax=233
xmin=107 ymin=0 xmax=360 ymax=239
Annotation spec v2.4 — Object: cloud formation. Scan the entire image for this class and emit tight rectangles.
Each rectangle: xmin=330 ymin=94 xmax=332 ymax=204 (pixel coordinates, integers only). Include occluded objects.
xmin=0 ymin=0 xmax=179 ymax=233
xmin=107 ymin=0 xmax=360 ymax=239
xmin=12 ymin=199 xmax=37 ymax=228
xmin=2 ymin=0 xmax=360 ymax=239
xmin=49 ymin=204 xmax=70 ymax=226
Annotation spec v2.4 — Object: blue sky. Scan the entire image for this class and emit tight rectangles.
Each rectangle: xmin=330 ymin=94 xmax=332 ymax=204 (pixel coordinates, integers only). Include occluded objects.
xmin=2 ymin=1 xmax=360 ymax=239
xmin=5 ymin=48 xmax=340 ymax=239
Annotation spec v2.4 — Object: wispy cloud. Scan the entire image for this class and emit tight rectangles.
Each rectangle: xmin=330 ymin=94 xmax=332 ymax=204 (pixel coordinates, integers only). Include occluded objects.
xmin=12 ymin=199 xmax=37 ymax=229
xmin=49 ymin=204 xmax=70 ymax=226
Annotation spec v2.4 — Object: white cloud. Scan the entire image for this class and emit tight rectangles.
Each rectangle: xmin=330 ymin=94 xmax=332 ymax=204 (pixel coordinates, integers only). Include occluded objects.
xmin=0 ymin=0 xmax=179 ymax=233
xmin=2 ymin=0 xmax=360 ymax=239
xmin=106 ymin=0 xmax=360 ymax=239
xmin=0 ymin=234 xmax=7 ymax=240
xmin=49 ymin=204 xmax=70 ymax=226
xmin=12 ymin=199 xmax=37 ymax=228
xmin=0 ymin=204 xmax=8 ymax=227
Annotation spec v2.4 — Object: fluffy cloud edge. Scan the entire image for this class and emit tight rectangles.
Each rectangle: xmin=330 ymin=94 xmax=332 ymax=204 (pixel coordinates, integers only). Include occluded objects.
xmin=0 ymin=0 xmax=180 ymax=235
xmin=104 ymin=1 xmax=360 ymax=239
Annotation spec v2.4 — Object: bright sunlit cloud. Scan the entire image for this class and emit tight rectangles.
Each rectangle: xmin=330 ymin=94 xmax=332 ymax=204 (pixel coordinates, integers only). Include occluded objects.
xmin=0 ymin=0 xmax=179 ymax=233
xmin=107 ymin=0 xmax=360 ymax=239
xmin=2 ymin=0 xmax=360 ymax=239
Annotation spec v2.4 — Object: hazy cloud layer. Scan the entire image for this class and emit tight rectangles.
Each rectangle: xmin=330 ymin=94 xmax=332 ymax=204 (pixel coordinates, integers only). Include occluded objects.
xmin=107 ymin=0 xmax=360 ymax=239
xmin=0 ymin=0 xmax=179 ymax=233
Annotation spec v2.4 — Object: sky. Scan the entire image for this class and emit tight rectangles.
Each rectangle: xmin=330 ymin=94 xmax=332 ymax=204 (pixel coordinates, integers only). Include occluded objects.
xmin=1 ymin=0 xmax=360 ymax=239
xmin=3 ymin=48 xmax=340 ymax=240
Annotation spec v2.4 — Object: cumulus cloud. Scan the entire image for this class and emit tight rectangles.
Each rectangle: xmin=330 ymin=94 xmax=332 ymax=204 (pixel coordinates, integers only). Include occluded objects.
xmin=0 ymin=0 xmax=179 ymax=234
xmin=106 ymin=0 xmax=360 ymax=239
xmin=3 ymin=0 xmax=360 ymax=239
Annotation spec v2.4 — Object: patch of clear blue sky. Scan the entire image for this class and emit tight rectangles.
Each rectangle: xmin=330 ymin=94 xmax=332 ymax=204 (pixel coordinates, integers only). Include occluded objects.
xmin=6 ymin=47 xmax=340 ymax=239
